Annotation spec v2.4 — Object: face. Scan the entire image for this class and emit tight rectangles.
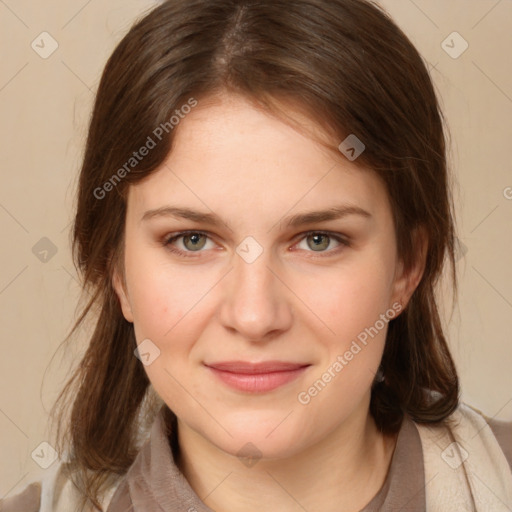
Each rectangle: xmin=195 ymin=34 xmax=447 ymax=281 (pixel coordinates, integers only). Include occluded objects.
xmin=113 ymin=93 xmax=420 ymax=459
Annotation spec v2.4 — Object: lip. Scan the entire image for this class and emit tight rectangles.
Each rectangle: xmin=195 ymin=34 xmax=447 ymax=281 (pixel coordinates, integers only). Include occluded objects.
xmin=204 ymin=361 xmax=311 ymax=393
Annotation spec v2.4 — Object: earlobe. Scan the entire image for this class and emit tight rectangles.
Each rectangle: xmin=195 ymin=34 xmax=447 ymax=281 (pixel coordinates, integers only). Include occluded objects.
xmin=391 ymin=226 xmax=428 ymax=312
xmin=112 ymin=268 xmax=134 ymax=323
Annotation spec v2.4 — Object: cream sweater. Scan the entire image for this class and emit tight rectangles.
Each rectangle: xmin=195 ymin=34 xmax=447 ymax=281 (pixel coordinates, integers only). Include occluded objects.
xmin=417 ymin=402 xmax=512 ymax=510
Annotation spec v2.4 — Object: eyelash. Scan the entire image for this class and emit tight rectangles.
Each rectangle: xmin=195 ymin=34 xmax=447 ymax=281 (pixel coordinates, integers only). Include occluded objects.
xmin=162 ymin=230 xmax=350 ymax=259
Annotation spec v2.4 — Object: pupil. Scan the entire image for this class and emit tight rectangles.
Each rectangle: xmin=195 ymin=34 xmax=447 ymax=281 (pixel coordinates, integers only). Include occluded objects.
xmin=186 ymin=233 xmax=204 ymax=250
xmin=311 ymin=234 xmax=328 ymax=251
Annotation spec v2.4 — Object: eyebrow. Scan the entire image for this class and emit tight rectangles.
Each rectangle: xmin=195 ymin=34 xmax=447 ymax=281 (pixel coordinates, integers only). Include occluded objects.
xmin=141 ymin=204 xmax=372 ymax=229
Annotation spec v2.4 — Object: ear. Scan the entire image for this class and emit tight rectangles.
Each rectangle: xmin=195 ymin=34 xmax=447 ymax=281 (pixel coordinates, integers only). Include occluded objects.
xmin=112 ymin=266 xmax=134 ymax=323
xmin=391 ymin=225 xmax=428 ymax=312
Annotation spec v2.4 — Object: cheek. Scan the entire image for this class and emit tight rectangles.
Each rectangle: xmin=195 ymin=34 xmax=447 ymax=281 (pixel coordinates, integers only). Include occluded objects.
xmin=125 ymin=260 xmax=209 ymax=405
xmin=125 ymin=247 xmax=207 ymax=337
xmin=310 ymin=258 xmax=395 ymax=339
xmin=128 ymin=271 xmax=176 ymax=339
xmin=125 ymin=260 xmax=219 ymax=402
xmin=303 ymin=267 xmax=392 ymax=402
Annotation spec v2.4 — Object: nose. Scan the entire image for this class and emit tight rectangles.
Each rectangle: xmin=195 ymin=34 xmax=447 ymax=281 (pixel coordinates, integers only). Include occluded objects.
xmin=218 ymin=246 xmax=293 ymax=342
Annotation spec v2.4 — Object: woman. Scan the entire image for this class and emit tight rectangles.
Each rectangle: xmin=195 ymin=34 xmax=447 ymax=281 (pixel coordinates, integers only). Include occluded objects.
xmin=2 ymin=0 xmax=511 ymax=510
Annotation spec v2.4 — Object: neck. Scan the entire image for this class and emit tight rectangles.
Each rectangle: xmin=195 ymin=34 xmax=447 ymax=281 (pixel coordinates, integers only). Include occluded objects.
xmin=175 ymin=404 xmax=399 ymax=512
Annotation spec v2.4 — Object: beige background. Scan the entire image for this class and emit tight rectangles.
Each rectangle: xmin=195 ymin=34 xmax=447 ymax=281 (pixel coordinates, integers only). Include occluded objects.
xmin=1 ymin=0 xmax=511 ymax=499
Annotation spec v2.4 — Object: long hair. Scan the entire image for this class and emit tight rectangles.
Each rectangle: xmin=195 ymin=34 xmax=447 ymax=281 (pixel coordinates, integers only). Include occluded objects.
xmin=50 ymin=0 xmax=459 ymax=509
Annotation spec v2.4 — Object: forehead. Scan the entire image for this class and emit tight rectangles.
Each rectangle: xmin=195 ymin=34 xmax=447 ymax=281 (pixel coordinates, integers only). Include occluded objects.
xmin=126 ymin=94 xmax=391 ymax=226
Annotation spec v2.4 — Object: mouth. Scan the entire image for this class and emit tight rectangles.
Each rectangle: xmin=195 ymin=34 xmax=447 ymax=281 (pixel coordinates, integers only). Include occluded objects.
xmin=204 ymin=361 xmax=311 ymax=393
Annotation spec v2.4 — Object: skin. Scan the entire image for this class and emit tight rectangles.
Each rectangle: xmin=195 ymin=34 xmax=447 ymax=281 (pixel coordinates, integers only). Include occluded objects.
xmin=113 ymin=92 xmax=426 ymax=512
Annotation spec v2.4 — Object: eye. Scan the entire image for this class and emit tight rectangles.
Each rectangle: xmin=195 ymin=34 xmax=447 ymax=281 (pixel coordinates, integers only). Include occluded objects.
xmin=162 ymin=230 xmax=349 ymax=258
xmin=293 ymin=231 xmax=349 ymax=257
xmin=163 ymin=231 xmax=216 ymax=257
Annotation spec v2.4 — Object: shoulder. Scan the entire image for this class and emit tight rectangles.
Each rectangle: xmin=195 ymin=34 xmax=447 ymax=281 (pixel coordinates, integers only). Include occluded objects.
xmin=444 ymin=401 xmax=512 ymax=470
xmin=0 ymin=481 xmax=41 ymax=512
xmin=0 ymin=461 xmax=68 ymax=512
xmin=413 ymin=401 xmax=512 ymax=509
xmin=483 ymin=414 xmax=512 ymax=470
xmin=0 ymin=461 xmax=123 ymax=512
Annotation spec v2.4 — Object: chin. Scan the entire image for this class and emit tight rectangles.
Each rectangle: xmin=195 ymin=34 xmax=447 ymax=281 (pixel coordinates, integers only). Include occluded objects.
xmin=201 ymin=414 xmax=309 ymax=461
xmin=218 ymin=432 xmax=304 ymax=462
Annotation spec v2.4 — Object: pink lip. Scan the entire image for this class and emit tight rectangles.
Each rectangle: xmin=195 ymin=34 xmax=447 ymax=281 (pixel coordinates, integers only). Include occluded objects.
xmin=205 ymin=361 xmax=310 ymax=393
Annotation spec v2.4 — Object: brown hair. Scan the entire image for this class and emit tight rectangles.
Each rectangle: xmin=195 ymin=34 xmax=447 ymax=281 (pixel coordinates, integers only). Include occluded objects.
xmin=50 ymin=0 xmax=460 ymax=509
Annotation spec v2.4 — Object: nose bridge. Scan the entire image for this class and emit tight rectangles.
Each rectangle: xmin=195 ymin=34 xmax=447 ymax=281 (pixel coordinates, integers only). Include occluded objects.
xmin=235 ymin=246 xmax=275 ymax=298
xmin=219 ymin=238 xmax=292 ymax=340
